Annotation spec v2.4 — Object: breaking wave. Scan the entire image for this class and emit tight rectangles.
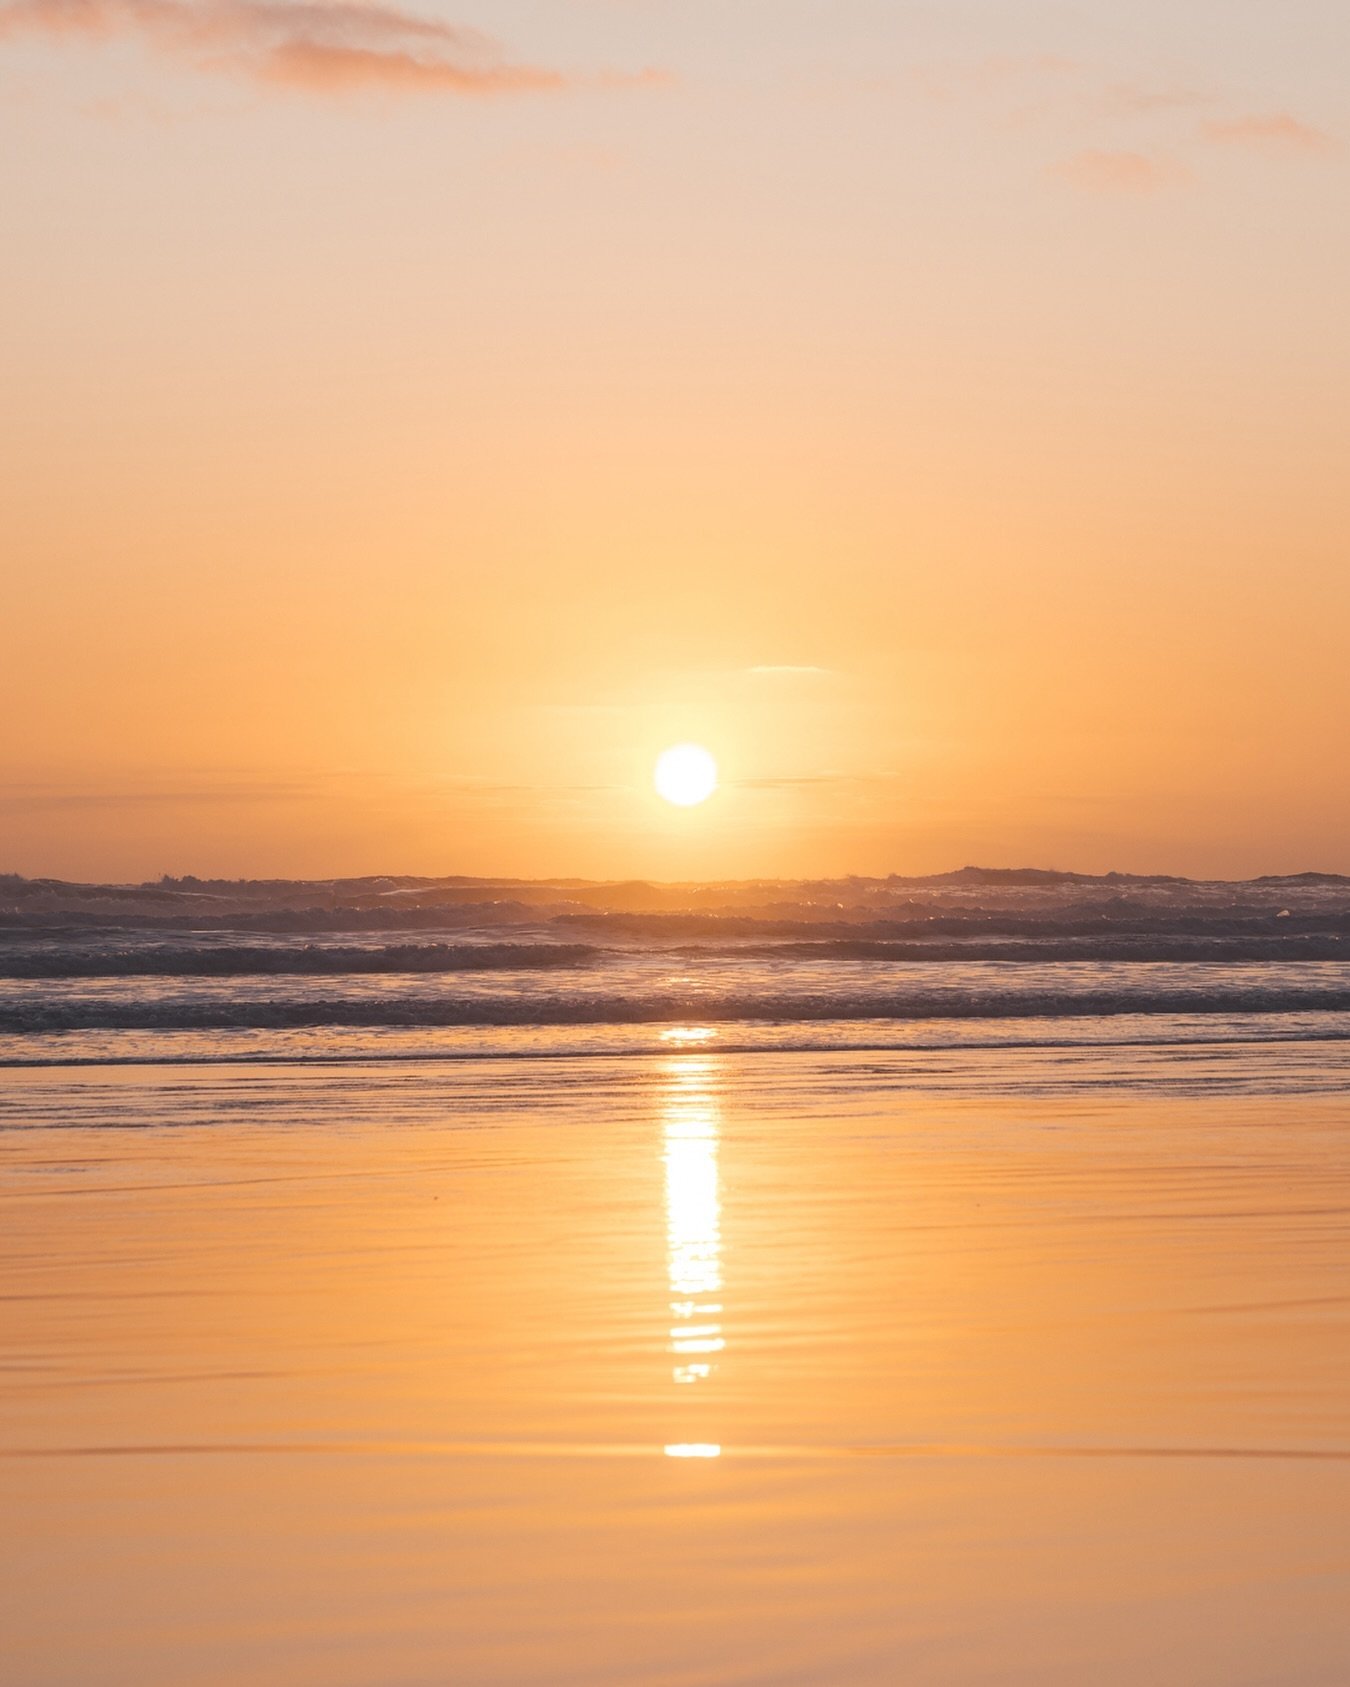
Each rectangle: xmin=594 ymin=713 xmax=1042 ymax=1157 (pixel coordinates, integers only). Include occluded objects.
xmin=6 ymin=869 xmax=1350 ymax=1065
xmin=7 ymin=979 xmax=1350 ymax=1033
xmin=0 ymin=943 xmax=600 ymax=979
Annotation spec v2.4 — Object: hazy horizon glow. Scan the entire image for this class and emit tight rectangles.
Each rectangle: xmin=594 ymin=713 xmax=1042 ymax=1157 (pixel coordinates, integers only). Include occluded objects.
xmin=2 ymin=0 xmax=1347 ymax=881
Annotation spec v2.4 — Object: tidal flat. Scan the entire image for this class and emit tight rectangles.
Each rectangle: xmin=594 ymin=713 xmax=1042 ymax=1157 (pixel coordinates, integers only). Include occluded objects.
xmin=4 ymin=1047 xmax=1350 ymax=1684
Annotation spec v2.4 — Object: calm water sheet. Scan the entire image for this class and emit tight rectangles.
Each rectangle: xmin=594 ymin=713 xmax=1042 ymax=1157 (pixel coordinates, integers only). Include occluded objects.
xmin=4 ymin=1044 xmax=1350 ymax=1684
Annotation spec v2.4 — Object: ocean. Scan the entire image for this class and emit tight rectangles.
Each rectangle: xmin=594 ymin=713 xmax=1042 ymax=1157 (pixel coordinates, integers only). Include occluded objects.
xmin=4 ymin=869 xmax=1350 ymax=1683
xmin=5 ymin=866 xmax=1350 ymax=1069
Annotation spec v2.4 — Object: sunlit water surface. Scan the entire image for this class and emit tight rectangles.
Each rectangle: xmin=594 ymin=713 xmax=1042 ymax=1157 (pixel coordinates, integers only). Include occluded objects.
xmin=4 ymin=1045 xmax=1350 ymax=1684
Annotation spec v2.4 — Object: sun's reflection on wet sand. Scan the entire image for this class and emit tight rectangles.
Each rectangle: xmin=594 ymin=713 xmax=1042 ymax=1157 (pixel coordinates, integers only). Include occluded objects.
xmin=661 ymin=1048 xmax=724 ymax=1391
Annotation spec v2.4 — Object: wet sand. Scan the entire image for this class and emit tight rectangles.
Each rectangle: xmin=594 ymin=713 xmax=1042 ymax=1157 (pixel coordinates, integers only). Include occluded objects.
xmin=4 ymin=1050 xmax=1350 ymax=1684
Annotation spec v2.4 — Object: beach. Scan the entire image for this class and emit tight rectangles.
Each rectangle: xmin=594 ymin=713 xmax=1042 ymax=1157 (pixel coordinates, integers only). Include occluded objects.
xmin=6 ymin=1041 xmax=1350 ymax=1684
xmin=8 ymin=0 xmax=1349 ymax=1671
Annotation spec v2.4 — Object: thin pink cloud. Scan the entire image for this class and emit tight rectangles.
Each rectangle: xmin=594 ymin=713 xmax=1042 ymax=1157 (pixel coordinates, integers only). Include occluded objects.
xmin=1055 ymin=149 xmax=1187 ymax=195
xmin=0 ymin=0 xmax=657 ymax=95
xmin=257 ymin=38 xmax=561 ymax=93
xmin=1202 ymin=113 xmax=1335 ymax=154
xmin=1103 ymin=82 xmax=1211 ymax=116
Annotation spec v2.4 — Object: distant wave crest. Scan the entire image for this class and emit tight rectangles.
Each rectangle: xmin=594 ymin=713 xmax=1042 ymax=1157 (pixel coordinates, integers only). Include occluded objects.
xmin=3 ymin=934 xmax=1350 ymax=979
xmin=9 ymin=984 xmax=1350 ymax=1033
xmin=0 ymin=943 xmax=599 ymax=980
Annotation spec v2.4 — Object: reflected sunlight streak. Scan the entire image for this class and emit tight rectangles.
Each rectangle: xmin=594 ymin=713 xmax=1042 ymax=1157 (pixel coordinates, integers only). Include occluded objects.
xmin=660 ymin=1026 xmax=719 ymax=1048
xmin=662 ymin=1054 xmax=725 ymax=1388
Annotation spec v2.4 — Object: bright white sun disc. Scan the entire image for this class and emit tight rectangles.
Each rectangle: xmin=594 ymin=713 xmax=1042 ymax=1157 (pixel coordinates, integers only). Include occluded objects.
xmin=655 ymin=744 xmax=718 ymax=807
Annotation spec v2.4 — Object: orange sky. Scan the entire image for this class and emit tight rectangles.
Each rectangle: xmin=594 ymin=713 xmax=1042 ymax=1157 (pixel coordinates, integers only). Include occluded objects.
xmin=2 ymin=0 xmax=1347 ymax=880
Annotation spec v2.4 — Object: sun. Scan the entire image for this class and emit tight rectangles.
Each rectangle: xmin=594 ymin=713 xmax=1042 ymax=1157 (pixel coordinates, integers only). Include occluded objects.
xmin=654 ymin=743 xmax=718 ymax=807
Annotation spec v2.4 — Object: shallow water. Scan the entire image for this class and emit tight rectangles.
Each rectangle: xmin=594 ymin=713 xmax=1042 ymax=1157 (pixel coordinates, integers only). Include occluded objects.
xmin=7 ymin=954 xmax=1350 ymax=1039
xmin=4 ymin=1046 xmax=1350 ymax=1684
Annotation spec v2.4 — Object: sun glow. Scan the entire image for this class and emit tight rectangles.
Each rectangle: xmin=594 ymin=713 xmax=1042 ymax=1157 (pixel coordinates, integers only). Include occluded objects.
xmin=654 ymin=744 xmax=718 ymax=807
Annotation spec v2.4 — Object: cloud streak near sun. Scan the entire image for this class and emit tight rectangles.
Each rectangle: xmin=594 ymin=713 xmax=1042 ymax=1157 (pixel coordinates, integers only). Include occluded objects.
xmin=1201 ymin=113 xmax=1335 ymax=154
xmin=1055 ymin=148 xmax=1187 ymax=195
xmin=0 ymin=0 xmax=662 ymax=94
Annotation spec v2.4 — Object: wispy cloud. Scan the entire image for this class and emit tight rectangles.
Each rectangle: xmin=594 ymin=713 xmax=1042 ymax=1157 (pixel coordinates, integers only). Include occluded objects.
xmin=903 ymin=50 xmax=1333 ymax=193
xmin=737 ymin=773 xmax=850 ymax=791
xmin=0 ymin=775 xmax=317 ymax=813
xmin=908 ymin=52 xmax=1079 ymax=106
xmin=1201 ymin=113 xmax=1335 ymax=154
xmin=1102 ymin=82 xmax=1210 ymax=117
xmin=0 ymin=0 xmax=661 ymax=95
xmin=1055 ymin=149 xmax=1187 ymax=196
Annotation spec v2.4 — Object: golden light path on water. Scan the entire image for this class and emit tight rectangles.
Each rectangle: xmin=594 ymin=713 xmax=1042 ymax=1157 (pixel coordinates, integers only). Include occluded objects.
xmin=660 ymin=1034 xmax=725 ymax=1459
